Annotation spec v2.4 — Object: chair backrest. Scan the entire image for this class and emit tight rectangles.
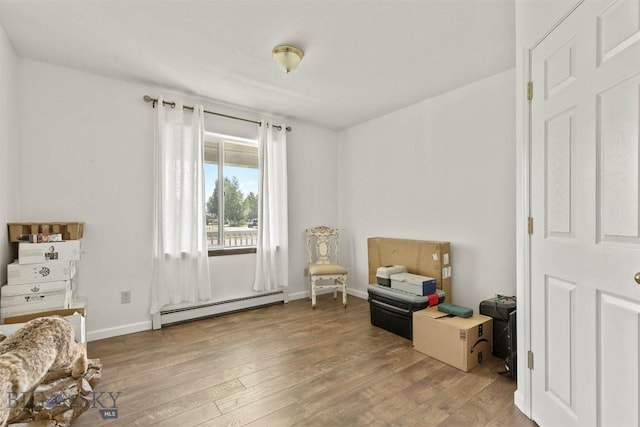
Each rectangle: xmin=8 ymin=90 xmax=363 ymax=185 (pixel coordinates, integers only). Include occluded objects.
xmin=306 ymin=226 xmax=340 ymax=265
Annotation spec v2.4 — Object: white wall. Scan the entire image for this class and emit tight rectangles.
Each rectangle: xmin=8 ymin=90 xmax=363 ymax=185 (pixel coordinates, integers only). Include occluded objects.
xmin=285 ymin=121 xmax=340 ymax=298
xmin=16 ymin=59 xmax=338 ymax=339
xmin=0 ymin=16 xmax=19 ymax=285
xmin=210 ymin=120 xmax=339 ymax=302
xmin=514 ymin=0 xmax=582 ymax=417
xmin=337 ymin=69 xmax=515 ymax=309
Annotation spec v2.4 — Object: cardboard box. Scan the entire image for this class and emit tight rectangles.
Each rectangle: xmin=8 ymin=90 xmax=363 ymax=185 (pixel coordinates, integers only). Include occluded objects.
xmin=68 ymin=298 xmax=86 ymax=311
xmin=0 ymin=290 xmax=68 ymax=308
xmin=376 ymin=265 xmax=407 ymax=286
xmin=368 ymin=237 xmax=452 ymax=302
xmin=2 ymin=280 xmax=70 ymax=297
xmin=8 ymin=222 xmax=84 ymax=242
xmin=18 ymin=241 xmax=81 ymax=265
xmin=0 ymin=312 xmax=86 ymax=344
xmin=390 ymin=272 xmax=437 ymax=296
xmin=413 ymin=307 xmax=493 ymax=372
xmin=2 ymin=305 xmax=86 ymax=324
xmin=0 ymin=299 xmax=69 ymax=320
xmin=7 ymin=260 xmax=76 ymax=285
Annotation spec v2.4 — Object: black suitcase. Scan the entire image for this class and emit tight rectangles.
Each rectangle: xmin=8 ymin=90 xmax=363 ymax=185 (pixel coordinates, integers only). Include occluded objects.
xmin=479 ymin=296 xmax=516 ymax=360
xmin=505 ymin=309 xmax=517 ymax=379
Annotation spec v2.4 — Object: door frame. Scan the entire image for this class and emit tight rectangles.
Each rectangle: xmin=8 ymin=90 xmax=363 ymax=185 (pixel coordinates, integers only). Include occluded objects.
xmin=516 ymin=0 xmax=585 ymax=419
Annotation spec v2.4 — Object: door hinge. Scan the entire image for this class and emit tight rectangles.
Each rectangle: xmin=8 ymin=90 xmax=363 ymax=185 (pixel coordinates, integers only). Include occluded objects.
xmin=527 ymin=217 xmax=534 ymax=235
xmin=527 ymin=81 xmax=533 ymax=101
xmin=528 ymin=351 xmax=534 ymax=369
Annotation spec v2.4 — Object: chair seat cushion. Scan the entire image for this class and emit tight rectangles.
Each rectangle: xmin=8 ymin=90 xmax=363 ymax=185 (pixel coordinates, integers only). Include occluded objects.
xmin=309 ymin=263 xmax=347 ymax=275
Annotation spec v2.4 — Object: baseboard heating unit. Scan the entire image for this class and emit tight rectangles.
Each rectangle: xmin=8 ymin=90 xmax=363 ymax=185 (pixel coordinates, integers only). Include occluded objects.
xmin=152 ymin=290 xmax=285 ymax=329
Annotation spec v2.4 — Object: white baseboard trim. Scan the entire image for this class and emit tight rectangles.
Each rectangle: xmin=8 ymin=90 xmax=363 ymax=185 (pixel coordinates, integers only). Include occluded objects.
xmin=288 ymin=289 xmax=368 ymax=301
xmin=288 ymin=291 xmax=309 ymax=301
xmin=87 ymin=320 xmax=152 ymax=342
xmin=86 ymin=289 xmax=369 ymax=341
xmin=155 ymin=291 xmax=285 ymax=329
xmin=348 ymin=288 xmax=368 ymax=299
xmin=514 ymin=390 xmax=528 ymax=417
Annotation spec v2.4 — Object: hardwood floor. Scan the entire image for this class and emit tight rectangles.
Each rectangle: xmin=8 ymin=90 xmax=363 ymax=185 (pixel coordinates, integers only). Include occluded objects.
xmin=74 ymin=295 xmax=536 ymax=426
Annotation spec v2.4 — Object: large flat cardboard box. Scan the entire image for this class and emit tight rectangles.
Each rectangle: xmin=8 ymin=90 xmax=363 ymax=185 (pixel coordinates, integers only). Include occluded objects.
xmin=413 ymin=307 xmax=493 ymax=372
xmin=368 ymin=237 xmax=452 ymax=303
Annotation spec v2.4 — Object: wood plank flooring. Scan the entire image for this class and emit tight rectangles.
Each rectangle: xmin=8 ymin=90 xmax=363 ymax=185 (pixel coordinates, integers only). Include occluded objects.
xmin=74 ymin=295 xmax=536 ymax=426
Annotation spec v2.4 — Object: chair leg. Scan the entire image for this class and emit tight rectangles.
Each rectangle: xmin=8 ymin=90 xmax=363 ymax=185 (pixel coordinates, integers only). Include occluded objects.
xmin=342 ymin=275 xmax=347 ymax=307
xmin=311 ymin=277 xmax=317 ymax=309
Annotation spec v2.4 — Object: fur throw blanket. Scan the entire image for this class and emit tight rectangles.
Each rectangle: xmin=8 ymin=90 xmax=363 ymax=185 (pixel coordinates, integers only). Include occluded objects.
xmin=0 ymin=317 xmax=87 ymax=426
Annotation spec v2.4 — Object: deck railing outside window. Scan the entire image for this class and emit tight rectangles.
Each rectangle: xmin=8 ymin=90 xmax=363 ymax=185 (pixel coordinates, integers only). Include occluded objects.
xmin=207 ymin=226 xmax=258 ymax=248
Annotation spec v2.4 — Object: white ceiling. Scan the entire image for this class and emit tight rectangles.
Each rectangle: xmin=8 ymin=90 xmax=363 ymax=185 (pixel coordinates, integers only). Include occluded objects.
xmin=0 ymin=0 xmax=515 ymax=130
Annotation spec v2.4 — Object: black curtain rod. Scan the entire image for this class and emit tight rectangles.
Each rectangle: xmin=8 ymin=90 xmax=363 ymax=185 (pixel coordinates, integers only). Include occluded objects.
xmin=142 ymin=95 xmax=291 ymax=132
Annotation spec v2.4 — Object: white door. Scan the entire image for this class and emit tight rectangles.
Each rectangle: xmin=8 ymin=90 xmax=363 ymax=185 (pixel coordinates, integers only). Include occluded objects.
xmin=530 ymin=0 xmax=640 ymax=426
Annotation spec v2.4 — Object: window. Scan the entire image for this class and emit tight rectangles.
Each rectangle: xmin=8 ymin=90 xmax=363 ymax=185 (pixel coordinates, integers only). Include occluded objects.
xmin=204 ymin=132 xmax=259 ymax=253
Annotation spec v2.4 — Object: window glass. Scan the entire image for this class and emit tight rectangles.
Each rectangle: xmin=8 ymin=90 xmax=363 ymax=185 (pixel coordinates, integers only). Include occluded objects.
xmin=204 ymin=136 xmax=259 ymax=249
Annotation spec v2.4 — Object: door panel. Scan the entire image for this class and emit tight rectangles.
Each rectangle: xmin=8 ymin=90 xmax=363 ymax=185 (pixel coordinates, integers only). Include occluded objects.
xmin=545 ymin=38 xmax=578 ymax=98
xmin=545 ymin=107 xmax=576 ymax=238
xmin=545 ymin=275 xmax=576 ymax=412
xmin=596 ymin=74 xmax=640 ymax=243
xmin=598 ymin=293 xmax=640 ymax=426
xmin=531 ymin=1 xmax=640 ymax=426
xmin=597 ymin=0 xmax=640 ymax=64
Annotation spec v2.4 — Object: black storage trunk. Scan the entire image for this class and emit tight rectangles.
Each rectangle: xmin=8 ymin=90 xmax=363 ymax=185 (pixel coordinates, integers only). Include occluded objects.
xmin=367 ymin=284 xmax=430 ymax=340
xmin=479 ymin=296 xmax=516 ymax=360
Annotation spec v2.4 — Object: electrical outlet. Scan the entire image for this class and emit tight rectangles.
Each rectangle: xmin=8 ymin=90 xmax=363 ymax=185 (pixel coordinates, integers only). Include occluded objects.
xmin=121 ymin=290 xmax=131 ymax=304
xmin=304 ymin=267 xmax=308 ymax=277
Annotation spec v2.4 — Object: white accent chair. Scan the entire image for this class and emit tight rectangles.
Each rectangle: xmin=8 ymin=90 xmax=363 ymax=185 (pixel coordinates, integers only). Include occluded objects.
xmin=306 ymin=226 xmax=347 ymax=309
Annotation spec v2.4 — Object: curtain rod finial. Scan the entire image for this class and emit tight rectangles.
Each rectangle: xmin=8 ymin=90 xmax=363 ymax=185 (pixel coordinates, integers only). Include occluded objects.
xmin=143 ymin=95 xmax=157 ymax=108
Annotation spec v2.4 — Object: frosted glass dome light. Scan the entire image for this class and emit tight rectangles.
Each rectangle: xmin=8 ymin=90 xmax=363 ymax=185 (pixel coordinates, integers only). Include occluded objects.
xmin=272 ymin=45 xmax=304 ymax=74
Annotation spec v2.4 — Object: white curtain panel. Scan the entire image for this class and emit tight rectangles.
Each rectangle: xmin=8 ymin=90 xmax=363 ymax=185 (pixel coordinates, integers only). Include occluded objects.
xmin=253 ymin=121 xmax=289 ymax=291
xmin=150 ymin=97 xmax=212 ymax=314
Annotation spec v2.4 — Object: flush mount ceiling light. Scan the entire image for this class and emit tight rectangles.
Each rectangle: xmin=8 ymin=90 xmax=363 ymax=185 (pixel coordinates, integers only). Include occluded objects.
xmin=272 ymin=44 xmax=304 ymax=74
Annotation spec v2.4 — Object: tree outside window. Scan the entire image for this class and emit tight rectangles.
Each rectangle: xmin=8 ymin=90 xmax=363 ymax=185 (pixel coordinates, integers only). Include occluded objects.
xmin=207 ymin=177 xmax=257 ymax=227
